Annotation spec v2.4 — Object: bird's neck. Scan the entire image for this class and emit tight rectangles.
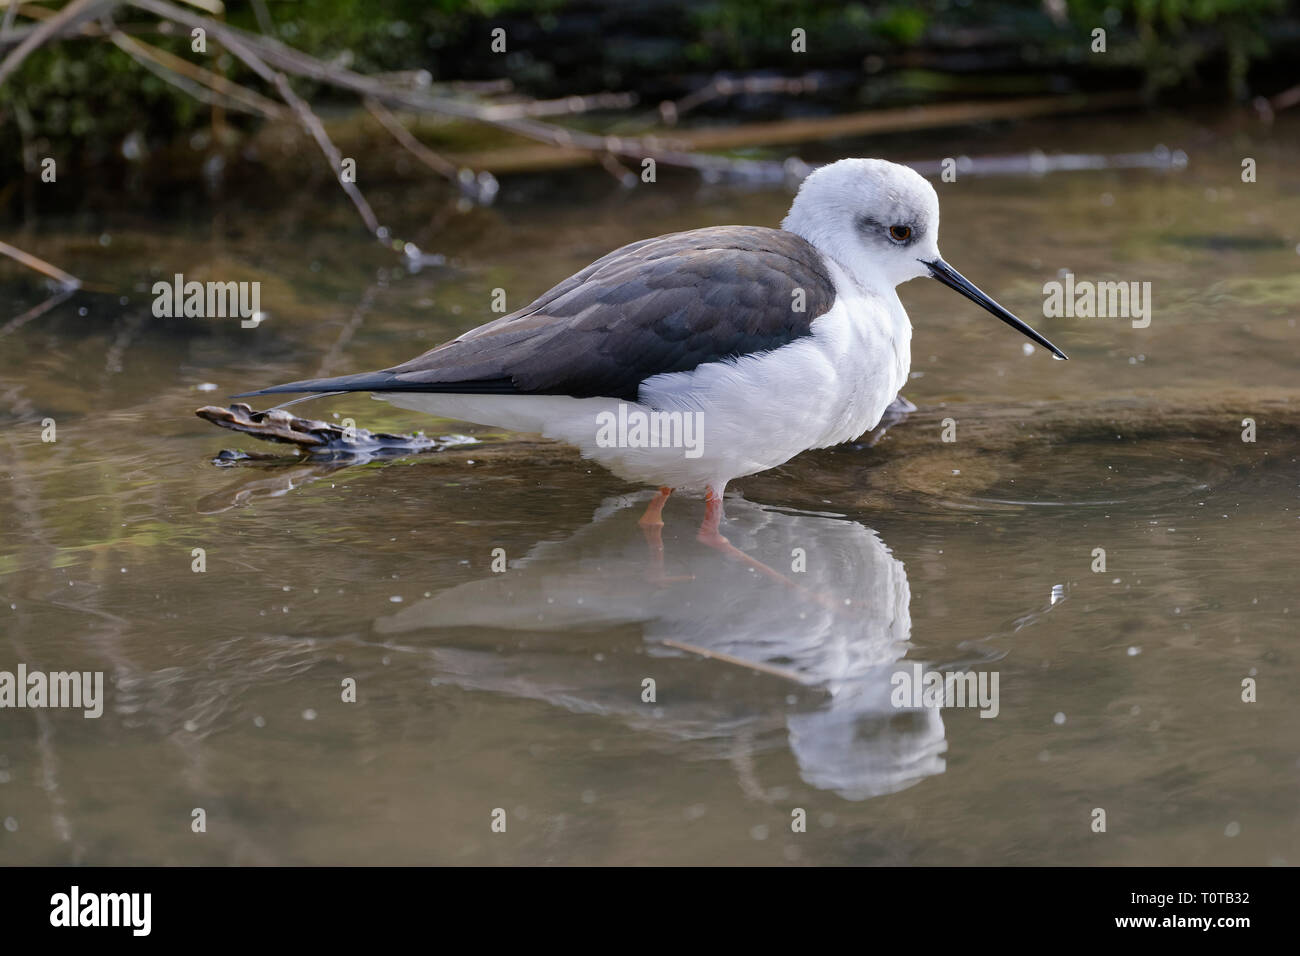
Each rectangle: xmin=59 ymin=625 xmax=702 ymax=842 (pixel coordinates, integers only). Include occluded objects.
xmin=823 ymin=257 xmax=913 ymax=381
xmin=782 ymin=225 xmax=901 ymax=300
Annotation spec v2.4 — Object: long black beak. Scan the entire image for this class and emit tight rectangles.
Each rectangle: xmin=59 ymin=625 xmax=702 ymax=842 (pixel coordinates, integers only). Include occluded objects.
xmin=925 ymin=258 xmax=1068 ymax=360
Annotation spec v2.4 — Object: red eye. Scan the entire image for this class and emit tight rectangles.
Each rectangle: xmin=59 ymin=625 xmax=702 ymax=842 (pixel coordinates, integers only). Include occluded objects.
xmin=889 ymin=225 xmax=912 ymax=242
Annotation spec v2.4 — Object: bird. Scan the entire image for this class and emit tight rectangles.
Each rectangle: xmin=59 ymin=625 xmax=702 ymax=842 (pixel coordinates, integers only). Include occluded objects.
xmin=237 ymin=158 xmax=1066 ymax=537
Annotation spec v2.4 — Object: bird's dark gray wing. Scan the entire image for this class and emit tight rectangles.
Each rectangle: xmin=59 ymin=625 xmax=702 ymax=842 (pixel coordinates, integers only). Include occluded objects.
xmin=241 ymin=225 xmax=836 ymax=402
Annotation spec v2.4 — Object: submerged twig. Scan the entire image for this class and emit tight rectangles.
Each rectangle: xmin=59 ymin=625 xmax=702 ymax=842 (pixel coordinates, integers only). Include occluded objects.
xmin=196 ymin=402 xmax=475 ymax=460
xmin=660 ymin=639 xmax=816 ymax=685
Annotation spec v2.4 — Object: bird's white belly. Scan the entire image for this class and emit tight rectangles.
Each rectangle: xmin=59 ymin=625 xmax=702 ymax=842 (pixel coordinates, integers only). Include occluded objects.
xmin=381 ymin=279 xmax=910 ymax=492
xmin=637 ymin=288 xmax=909 ymax=487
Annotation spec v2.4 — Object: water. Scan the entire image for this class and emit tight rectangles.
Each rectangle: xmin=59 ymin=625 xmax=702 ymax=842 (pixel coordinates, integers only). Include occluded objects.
xmin=1 ymin=113 xmax=1297 ymax=864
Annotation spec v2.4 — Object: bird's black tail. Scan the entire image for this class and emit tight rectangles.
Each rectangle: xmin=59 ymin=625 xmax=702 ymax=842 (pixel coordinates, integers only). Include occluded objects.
xmin=234 ymin=371 xmax=519 ymax=398
xmin=233 ymin=370 xmax=405 ymax=398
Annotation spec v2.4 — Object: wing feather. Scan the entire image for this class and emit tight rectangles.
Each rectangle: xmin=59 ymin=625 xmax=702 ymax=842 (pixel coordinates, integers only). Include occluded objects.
xmin=242 ymin=226 xmax=836 ymax=401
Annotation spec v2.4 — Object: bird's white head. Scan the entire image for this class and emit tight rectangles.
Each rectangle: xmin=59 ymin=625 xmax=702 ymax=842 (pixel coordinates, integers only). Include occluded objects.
xmin=782 ymin=158 xmax=940 ymax=290
xmin=782 ymin=157 xmax=1068 ymax=359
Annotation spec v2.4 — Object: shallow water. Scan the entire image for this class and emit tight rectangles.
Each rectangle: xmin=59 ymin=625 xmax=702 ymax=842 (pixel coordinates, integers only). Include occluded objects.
xmin=1 ymin=112 xmax=1298 ymax=864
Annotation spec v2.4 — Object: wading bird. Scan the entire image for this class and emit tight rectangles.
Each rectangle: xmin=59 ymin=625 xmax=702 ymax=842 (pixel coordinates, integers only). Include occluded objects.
xmin=239 ymin=158 xmax=1066 ymax=545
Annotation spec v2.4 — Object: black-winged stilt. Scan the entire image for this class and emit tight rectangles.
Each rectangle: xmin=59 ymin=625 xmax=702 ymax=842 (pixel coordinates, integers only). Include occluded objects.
xmin=239 ymin=158 xmax=1066 ymax=538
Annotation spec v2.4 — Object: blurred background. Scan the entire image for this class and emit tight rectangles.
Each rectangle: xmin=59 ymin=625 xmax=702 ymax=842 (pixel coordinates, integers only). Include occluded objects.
xmin=2 ymin=0 xmax=1298 ymax=206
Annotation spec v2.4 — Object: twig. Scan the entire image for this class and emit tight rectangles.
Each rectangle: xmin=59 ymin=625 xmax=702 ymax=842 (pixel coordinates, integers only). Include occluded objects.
xmin=0 ymin=0 xmax=112 ymax=88
xmin=0 ymin=12 xmax=179 ymax=47
xmin=174 ymin=0 xmax=223 ymax=13
xmin=0 ymin=239 xmax=82 ymax=288
xmin=659 ymin=639 xmax=815 ymax=685
xmin=11 ymin=95 xmax=36 ymax=171
xmin=101 ymin=4 xmax=1150 ymax=194
xmin=124 ymin=0 xmax=780 ymax=176
xmin=440 ymin=78 xmax=512 ymax=95
xmin=219 ymin=31 xmax=383 ymax=238
xmin=108 ymin=29 xmax=288 ymax=119
xmin=478 ymin=91 xmax=637 ymax=120
xmin=1 ymin=0 xmax=19 ymax=39
xmin=905 ymin=147 xmax=1188 ymax=178
xmin=268 ymin=69 xmax=383 ymax=237
xmin=0 ymin=287 xmax=75 ymax=338
xmin=598 ymin=151 xmax=636 ymax=187
xmin=249 ymin=0 xmax=273 ymax=36
xmin=1270 ymin=83 xmax=1300 ymax=112
xmin=662 ymin=91 xmax=1142 ymax=152
xmin=363 ymin=96 xmax=458 ymax=180
xmin=658 ymin=74 xmax=819 ymax=125
xmin=195 ymin=402 xmax=465 ymax=459
xmin=448 ymin=91 xmax=1143 ymax=175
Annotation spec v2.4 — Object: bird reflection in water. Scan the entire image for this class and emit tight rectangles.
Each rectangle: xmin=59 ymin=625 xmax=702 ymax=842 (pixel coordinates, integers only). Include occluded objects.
xmin=376 ymin=494 xmax=948 ymax=801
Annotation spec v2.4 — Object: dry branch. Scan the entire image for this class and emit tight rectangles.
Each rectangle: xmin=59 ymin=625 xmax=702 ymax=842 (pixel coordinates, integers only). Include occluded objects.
xmin=1271 ymin=83 xmax=1300 ymax=112
xmin=658 ymin=74 xmax=820 ymax=125
xmin=123 ymin=0 xmax=782 ymax=176
xmin=0 ymin=0 xmax=111 ymax=87
xmin=478 ymin=90 xmax=637 ymax=120
xmin=0 ymin=238 xmax=82 ymax=287
xmin=108 ymin=29 xmax=288 ymax=119
xmin=363 ymin=96 xmax=458 ymax=180
xmin=118 ymin=0 xmax=1146 ymax=182
xmin=1 ymin=1 xmax=20 ymax=37
xmin=218 ymin=30 xmax=383 ymax=238
xmin=196 ymin=402 xmax=458 ymax=458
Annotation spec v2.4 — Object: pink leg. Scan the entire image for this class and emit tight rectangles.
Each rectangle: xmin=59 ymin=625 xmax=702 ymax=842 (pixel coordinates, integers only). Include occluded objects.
xmin=639 ymin=486 xmax=673 ymax=529
xmin=696 ymin=486 xmax=840 ymax=607
xmin=696 ymin=486 xmax=787 ymax=584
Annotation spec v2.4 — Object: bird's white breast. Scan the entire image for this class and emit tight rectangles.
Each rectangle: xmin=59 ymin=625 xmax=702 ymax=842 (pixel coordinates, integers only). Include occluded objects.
xmin=633 ymin=258 xmax=912 ymax=484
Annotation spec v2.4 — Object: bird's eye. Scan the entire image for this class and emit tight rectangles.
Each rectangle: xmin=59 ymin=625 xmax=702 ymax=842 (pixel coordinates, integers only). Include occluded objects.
xmin=889 ymin=225 xmax=912 ymax=243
